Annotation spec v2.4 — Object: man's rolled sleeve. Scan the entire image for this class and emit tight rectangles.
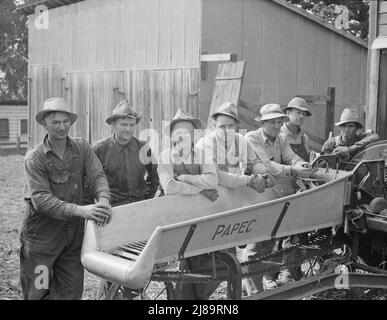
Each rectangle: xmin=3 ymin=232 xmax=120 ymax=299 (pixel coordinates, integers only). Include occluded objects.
xmin=217 ymin=169 xmax=252 ymax=188
xmin=25 ymin=157 xmax=77 ymax=220
xmin=262 ymin=160 xmax=292 ymax=178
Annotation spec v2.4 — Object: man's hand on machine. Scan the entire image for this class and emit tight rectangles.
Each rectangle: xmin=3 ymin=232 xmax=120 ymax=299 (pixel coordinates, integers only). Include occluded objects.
xmin=200 ymin=189 xmax=219 ymax=201
xmin=74 ymin=202 xmax=112 ymax=227
xmin=332 ymin=146 xmax=350 ymax=158
xmin=262 ymin=173 xmax=276 ymax=188
xmin=291 ymin=162 xmax=314 ymax=178
xmin=248 ymin=175 xmax=266 ymax=193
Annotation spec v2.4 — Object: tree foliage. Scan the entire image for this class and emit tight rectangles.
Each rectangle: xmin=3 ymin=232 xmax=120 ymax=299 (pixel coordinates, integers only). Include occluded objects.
xmin=286 ymin=0 xmax=369 ymax=41
xmin=0 ymin=0 xmax=28 ymax=100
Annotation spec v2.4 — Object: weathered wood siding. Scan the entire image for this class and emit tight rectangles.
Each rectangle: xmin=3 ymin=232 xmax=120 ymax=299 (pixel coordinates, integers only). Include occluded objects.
xmin=0 ymin=105 xmax=28 ymax=143
xmin=378 ymin=1 xmax=387 ymax=37
xmin=201 ymin=0 xmax=368 ymax=138
xmin=28 ymin=0 xmax=201 ymax=70
xmin=28 ymin=0 xmax=202 ymax=148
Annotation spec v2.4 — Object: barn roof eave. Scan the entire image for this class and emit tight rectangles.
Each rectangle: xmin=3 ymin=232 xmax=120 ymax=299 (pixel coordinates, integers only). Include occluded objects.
xmin=271 ymin=0 xmax=368 ymax=49
xmin=15 ymin=0 xmax=84 ymax=15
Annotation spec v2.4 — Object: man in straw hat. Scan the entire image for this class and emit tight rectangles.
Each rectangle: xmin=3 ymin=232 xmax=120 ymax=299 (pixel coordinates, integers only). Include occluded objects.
xmin=322 ymin=108 xmax=379 ymax=162
xmin=196 ymin=102 xmax=270 ymax=193
xmin=21 ymin=97 xmax=112 ymax=300
xmin=246 ymin=103 xmax=313 ymax=179
xmin=92 ymin=99 xmax=159 ymax=299
xmin=281 ymin=97 xmax=313 ymax=162
xmin=243 ymin=103 xmax=314 ymax=291
xmin=158 ymin=108 xmax=219 ymax=299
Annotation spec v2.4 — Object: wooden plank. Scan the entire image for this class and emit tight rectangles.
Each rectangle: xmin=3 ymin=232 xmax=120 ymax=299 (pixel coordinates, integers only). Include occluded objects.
xmin=158 ymin=0 xmax=172 ymax=68
xmin=261 ymin=0 xmax=281 ymax=103
xmin=313 ymin=27 xmax=332 ymax=95
xmin=200 ymin=53 xmax=238 ymax=62
xmin=329 ymin=35 xmax=347 ymax=108
xmin=379 ymin=1 xmax=387 ymax=14
xmin=170 ymin=0 xmax=186 ymax=68
xmin=345 ymin=42 xmax=364 ymax=105
xmin=378 ymin=13 xmax=387 ymax=25
xmin=325 ymin=87 xmax=335 ymax=139
xmin=206 ymin=61 xmax=245 ymax=129
xmin=378 ymin=24 xmax=387 ymax=37
xmin=278 ymin=5 xmax=299 ymax=104
xmin=296 ymin=95 xmax=330 ymax=102
xmin=296 ymin=19 xmax=316 ymax=94
xmin=242 ymin=0 xmax=263 ymax=105
xmin=219 ymin=0 xmax=243 ymax=56
xmin=144 ymin=0 xmax=159 ymax=68
xmin=366 ymin=0 xmax=379 ymax=131
xmin=185 ymin=0 xmax=201 ymax=68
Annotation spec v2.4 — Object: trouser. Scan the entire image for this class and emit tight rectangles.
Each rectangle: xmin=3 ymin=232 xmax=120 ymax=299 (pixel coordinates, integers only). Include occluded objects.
xmin=19 ymin=203 xmax=85 ymax=300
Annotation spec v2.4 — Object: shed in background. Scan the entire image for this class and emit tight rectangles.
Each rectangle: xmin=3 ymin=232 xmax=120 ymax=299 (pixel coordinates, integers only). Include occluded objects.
xmin=0 ymin=101 xmax=28 ymax=154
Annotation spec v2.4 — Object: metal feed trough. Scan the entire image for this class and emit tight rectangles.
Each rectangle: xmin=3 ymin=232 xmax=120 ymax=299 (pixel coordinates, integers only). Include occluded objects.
xmin=81 ymin=145 xmax=387 ymax=300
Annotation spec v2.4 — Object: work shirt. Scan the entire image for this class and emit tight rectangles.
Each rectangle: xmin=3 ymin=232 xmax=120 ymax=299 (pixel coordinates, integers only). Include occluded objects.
xmin=196 ymin=131 xmax=267 ymax=189
xmin=93 ymin=136 xmax=159 ymax=204
xmin=322 ymin=131 xmax=380 ymax=158
xmin=280 ymin=123 xmax=311 ymax=161
xmin=245 ymin=128 xmax=304 ymax=178
xmin=158 ymin=147 xmax=218 ymax=195
xmin=24 ymin=135 xmax=110 ymax=220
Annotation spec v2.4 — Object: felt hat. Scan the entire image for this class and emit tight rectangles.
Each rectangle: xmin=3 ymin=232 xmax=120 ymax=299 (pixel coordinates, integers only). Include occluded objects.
xmin=256 ymin=103 xmax=289 ymax=122
xmin=210 ymin=102 xmax=239 ymax=122
xmin=164 ymin=108 xmax=202 ymax=136
xmin=35 ymin=97 xmax=77 ymax=126
xmin=106 ymin=100 xmax=142 ymax=125
xmin=284 ymin=97 xmax=311 ymax=116
xmin=335 ymin=108 xmax=363 ymax=129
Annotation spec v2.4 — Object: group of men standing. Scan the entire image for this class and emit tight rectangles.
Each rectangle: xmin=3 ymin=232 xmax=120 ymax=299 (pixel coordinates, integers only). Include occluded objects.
xmin=20 ymin=96 xmax=380 ymax=299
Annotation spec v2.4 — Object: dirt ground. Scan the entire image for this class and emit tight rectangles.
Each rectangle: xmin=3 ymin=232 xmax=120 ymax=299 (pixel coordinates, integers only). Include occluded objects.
xmin=0 ymin=154 xmax=386 ymax=300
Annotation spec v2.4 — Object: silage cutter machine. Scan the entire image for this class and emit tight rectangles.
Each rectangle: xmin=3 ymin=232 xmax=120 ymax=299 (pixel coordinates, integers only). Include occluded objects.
xmin=81 ymin=142 xmax=387 ymax=300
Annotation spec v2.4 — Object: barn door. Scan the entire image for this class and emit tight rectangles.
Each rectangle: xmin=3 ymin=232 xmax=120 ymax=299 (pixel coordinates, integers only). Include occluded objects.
xmin=206 ymin=61 xmax=246 ymax=129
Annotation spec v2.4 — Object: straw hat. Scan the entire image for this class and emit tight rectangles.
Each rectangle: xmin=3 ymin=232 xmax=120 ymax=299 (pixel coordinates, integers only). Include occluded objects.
xmin=106 ymin=100 xmax=142 ymax=125
xmin=335 ymin=108 xmax=363 ymax=129
xmin=164 ymin=108 xmax=202 ymax=136
xmin=210 ymin=102 xmax=239 ymax=122
xmin=35 ymin=97 xmax=77 ymax=126
xmin=256 ymin=103 xmax=289 ymax=122
xmin=284 ymin=97 xmax=311 ymax=116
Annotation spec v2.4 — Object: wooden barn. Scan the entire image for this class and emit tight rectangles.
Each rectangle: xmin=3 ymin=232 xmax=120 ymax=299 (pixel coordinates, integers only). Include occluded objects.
xmin=18 ymin=0 xmax=368 ymax=150
xmin=368 ymin=0 xmax=387 ymax=139
xmin=0 ymin=101 xmax=28 ymax=154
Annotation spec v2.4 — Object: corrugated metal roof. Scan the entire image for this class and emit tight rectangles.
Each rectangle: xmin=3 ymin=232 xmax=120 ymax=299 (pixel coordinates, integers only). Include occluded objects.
xmin=16 ymin=0 xmax=84 ymax=15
